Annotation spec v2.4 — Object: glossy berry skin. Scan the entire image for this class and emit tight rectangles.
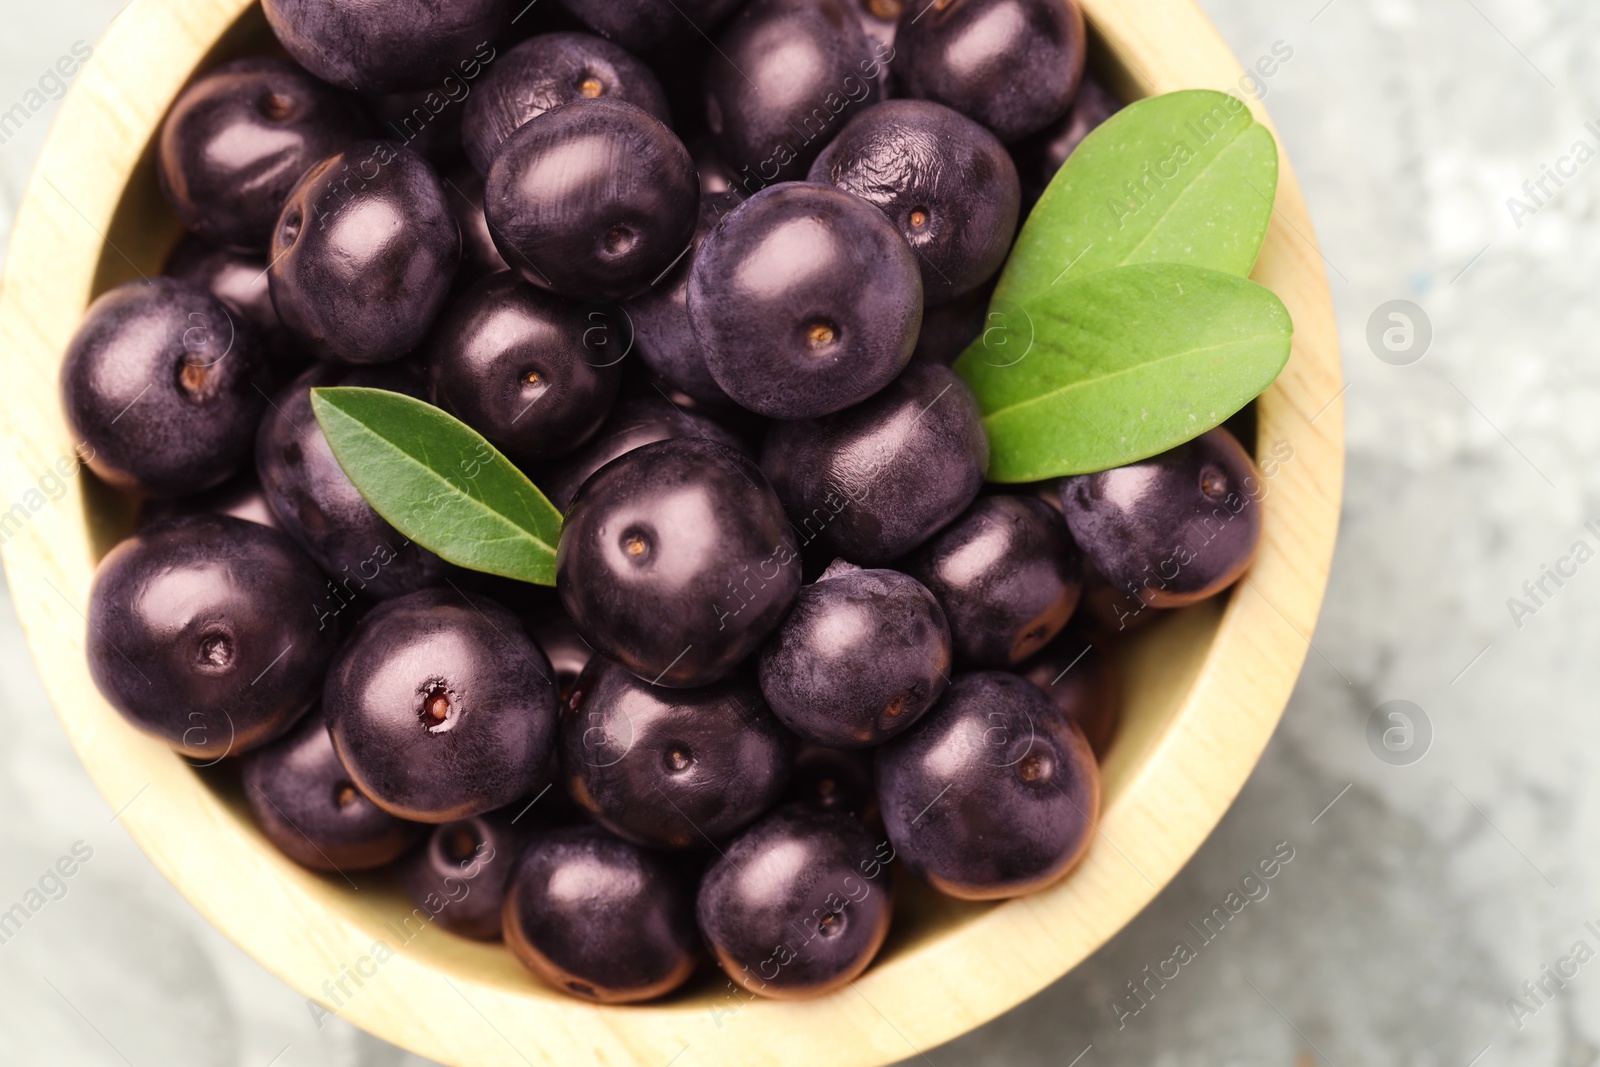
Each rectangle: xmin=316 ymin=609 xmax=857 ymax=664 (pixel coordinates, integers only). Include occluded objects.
xmin=785 ymin=745 xmax=878 ymax=822
xmin=164 ymin=236 xmax=294 ymax=363
xmin=397 ymin=810 xmax=528 ymax=939
xmin=759 ymin=567 xmax=950 ymax=748
xmin=158 ymin=58 xmax=369 ymax=252
xmin=1018 ymin=632 xmax=1120 ymax=762
xmin=524 ymin=604 xmax=595 ymax=703
xmin=896 ymin=0 xmax=1087 ymax=143
xmin=541 ymin=394 xmax=747 ymax=510
xmin=242 ymin=707 xmax=420 ymax=872
xmin=87 ymin=515 xmax=335 ymax=760
xmin=367 ymin=88 xmax=467 ymax=171
xmin=904 ymin=495 xmax=1082 ymax=668
xmin=429 ymin=272 xmax=624 ymax=466
xmin=441 ymin=167 xmax=510 ymax=283
xmin=561 ymin=656 xmax=794 ymax=847
xmin=257 ymin=363 xmax=451 ymax=601
xmin=1060 ymin=427 xmax=1263 ymax=609
xmin=556 ymin=0 xmax=742 ymax=53
xmin=503 ymin=825 xmax=699 ymax=1003
xmin=262 ymin=0 xmax=508 ymax=94
xmin=809 ymin=100 xmax=1020 ymax=304
xmin=1013 ymin=74 xmax=1118 ymax=204
xmin=557 ymin=438 xmax=800 ymax=687
xmin=762 ymin=362 xmax=989 ymax=565
xmin=852 ymin=0 xmax=900 ymax=58
xmin=463 ymin=33 xmax=670 ymax=175
xmin=485 ymin=99 xmax=698 ymax=302
xmin=62 ymin=279 xmax=270 ymax=498
xmin=270 ymin=141 xmax=460 ymax=364
xmin=324 ymin=588 xmax=557 ymax=823
xmin=138 ymin=474 xmax=280 ymax=531
xmin=688 ymin=182 xmax=922 ymax=419
xmin=705 ymin=0 xmax=884 ymax=182
xmin=877 ymin=672 xmax=1099 ymax=900
xmin=698 ymin=805 xmax=893 ymax=998
xmin=912 ymin=282 xmax=990 ymax=366
xmin=1072 ymin=559 xmax=1164 ymax=637
xmin=691 ymin=136 xmax=739 ymax=195
xmin=625 ymin=190 xmax=742 ymax=405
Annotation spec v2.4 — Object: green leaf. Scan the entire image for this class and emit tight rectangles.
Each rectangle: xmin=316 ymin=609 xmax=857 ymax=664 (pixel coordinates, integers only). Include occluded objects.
xmin=996 ymin=90 xmax=1279 ymax=306
xmin=311 ymin=387 xmax=563 ymax=585
xmin=955 ymin=263 xmax=1293 ymax=482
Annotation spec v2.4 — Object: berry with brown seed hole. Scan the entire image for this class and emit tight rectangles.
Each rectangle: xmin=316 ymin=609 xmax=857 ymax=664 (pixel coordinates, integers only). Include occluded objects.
xmin=323 ymin=588 xmax=557 ymax=823
xmin=87 ymin=514 xmax=336 ymax=759
xmin=876 ymin=671 xmax=1100 ymax=899
xmin=758 ymin=567 xmax=951 ymax=748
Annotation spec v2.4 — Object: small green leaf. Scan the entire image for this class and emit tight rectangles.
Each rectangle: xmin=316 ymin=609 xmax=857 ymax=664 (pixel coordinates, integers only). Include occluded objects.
xmin=996 ymin=90 xmax=1279 ymax=305
xmin=955 ymin=263 xmax=1293 ymax=482
xmin=311 ymin=387 xmax=563 ymax=585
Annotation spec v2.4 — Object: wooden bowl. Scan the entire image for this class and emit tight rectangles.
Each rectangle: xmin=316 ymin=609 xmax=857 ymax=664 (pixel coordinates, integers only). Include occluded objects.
xmin=0 ymin=1 xmax=1342 ymax=1063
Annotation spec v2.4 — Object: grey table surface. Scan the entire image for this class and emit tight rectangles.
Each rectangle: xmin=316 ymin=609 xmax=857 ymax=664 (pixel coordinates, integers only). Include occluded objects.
xmin=0 ymin=0 xmax=1591 ymax=1064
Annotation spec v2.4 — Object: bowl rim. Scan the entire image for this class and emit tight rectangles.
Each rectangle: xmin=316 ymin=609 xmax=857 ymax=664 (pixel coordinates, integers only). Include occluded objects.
xmin=0 ymin=0 xmax=1344 ymax=1064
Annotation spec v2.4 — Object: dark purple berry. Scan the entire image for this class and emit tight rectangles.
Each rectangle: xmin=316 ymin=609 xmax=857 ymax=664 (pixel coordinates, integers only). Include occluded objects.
xmin=428 ymin=272 xmax=624 ymax=466
xmin=503 ymin=825 xmax=699 ymax=1002
xmin=157 ymin=58 xmax=369 ymax=252
xmin=397 ymin=809 xmax=529 ymax=939
xmin=877 ymin=672 xmax=1099 ymax=899
xmin=1013 ymin=73 xmax=1118 ymax=204
xmin=911 ymin=281 xmax=991 ymax=366
xmin=138 ymin=473 xmax=280 ymax=531
xmin=758 ymin=567 xmax=950 ymax=748
xmin=785 ymin=745 xmax=878 ymax=822
xmin=697 ymin=805 xmax=893 ymax=998
xmin=87 ymin=514 xmax=335 ymax=759
xmin=809 ymin=99 xmax=1020 ymax=304
xmin=624 ymin=190 xmax=742 ymax=405
xmin=541 ymin=393 xmax=747 ymax=510
xmin=262 ymin=0 xmax=508 ymax=94
xmin=256 ymin=363 xmax=451 ymax=601
xmin=1017 ymin=632 xmax=1120 ymax=762
xmin=366 ymin=87 xmax=468 ymax=171
xmin=560 ymin=656 xmax=794 ymax=847
xmin=1072 ymin=558 xmax=1164 ymax=636
xmin=851 ymin=0 xmax=900 ymax=58
xmin=485 ymin=99 xmax=698 ymax=302
xmin=61 ymin=279 xmax=269 ymax=497
xmin=688 ymin=182 xmax=922 ymax=419
xmin=704 ymin=0 xmax=886 ymax=182
xmin=761 ymin=362 xmax=988 ymax=565
xmin=1060 ymin=427 xmax=1263 ymax=609
xmin=525 ymin=604 xmax=595 ymax=703
xmin=462 ymin=32 xmax=670 ymax=175
xmin=270 ymin=141 xmax=460 ymax=364
xmin=242 ymin=707 xmax=420 ymax=871
xmin=440 ymin=166 xmax=510 ymax=283
xmin=555 ymin=0 xmax=742 ymax=53
xmin=164 ymin=235 xmax=293 ymax=362
xmin=557 ymin=437 xmax=800 ymax=687
xmin=690 ymin=136 xmax=738 ymax=195
xmin=324 ymin=588 xmax=558 ymax=822
xmin=904 ymin=494 xmax=1081 ymax=668
xmin=896 ymin=0 xmax=1088 ymax=142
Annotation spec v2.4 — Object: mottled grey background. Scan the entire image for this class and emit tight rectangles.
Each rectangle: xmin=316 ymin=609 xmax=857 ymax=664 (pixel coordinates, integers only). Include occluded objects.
xmin=0 ymin=0 xmax=1590 ymax=1064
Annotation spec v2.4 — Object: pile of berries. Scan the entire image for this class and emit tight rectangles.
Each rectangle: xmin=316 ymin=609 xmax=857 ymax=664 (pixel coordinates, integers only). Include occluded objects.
xmin=64 ymin=0 xmax=1263 ymax=1004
